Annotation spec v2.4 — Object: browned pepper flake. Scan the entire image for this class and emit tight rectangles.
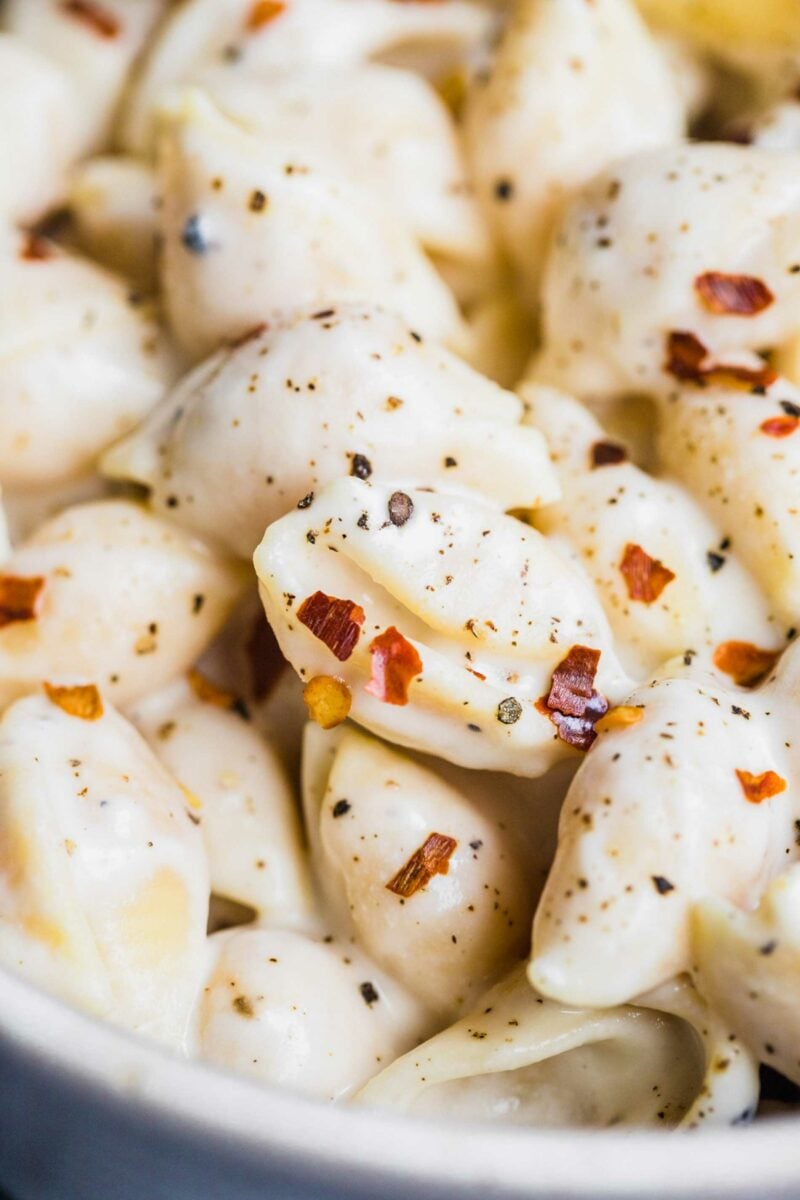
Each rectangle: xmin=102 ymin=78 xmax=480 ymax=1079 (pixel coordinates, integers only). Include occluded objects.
xmin=664 ymin=331 xmax=777 ymax=390
xmin=303 ymin=675 xmax=351 ymax=729
xmin=707 ymin=551 xmax=726 ymax=572
xmin=652 ymin=875 xmax=675 ymax=894
xmin=60 ymin=0 xmax=120 ymax=37
xmin=297 ymin=492 xmax=314 ymax=509
xmin=619 ymin=543 xmax=676 ymax=604
xmin=359 ymin=981 xmax=379 ymax=1006
xmin=494 ymin=178 xmax=514 ymax=201
xmin=388 ymin=492 xmax=414 ymax=526
xmin=44 ymin=682 xmax=103 ymax=721
xmin=759 ymin=940 xmax=778 ymax=956
xmin=694 ymin=272 xmax=774 ymax=316
xmin=386 ymin=832 xmax=458 ymax=898
xmin=20 ymin=232 xmax=54 ymax=261
xmin=297 ymin=591 xmax=365 ymax=662
xmin=0 ymin=575 xmax=45 ymax=627
xmin=366 ymin=626 xmax=421 ymax=705
xmin=350 ymin=454 xmax=372 ymax=480
xmin=249 ymin=189 xmax=267 ymax=212
xmin=780 ymin=400 xmax=800 ymax=418
xmin=595 ymin=705 xmax=643 ymax=734
xmin=537 ymin=645 xmax=609 ymax=751
xmin=332 ymin=799 xmax=351 ymax=818
xmin=713 ymin=641 xmax=779 ymax=687
xmin=227 ymin=322 xmax=266 ymax=350
xmin=187 ymin=668 xmax=237 ymax=709
xmin=735 ymin=768 xmax=786 ymax=804
xmin=761 ymin=414 xmax=799 ymax=438
xmin=246 ymin=0 xmax=286 ymax=29
xmin=590 ymin=441 xmax=628 ymax=468
xmin=246 ymin=610 xmax=286 ymax=700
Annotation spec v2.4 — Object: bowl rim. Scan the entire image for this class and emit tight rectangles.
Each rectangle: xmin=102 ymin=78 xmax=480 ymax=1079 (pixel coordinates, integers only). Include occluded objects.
xmin=2 ymin=964 xmax=800 ymax=1199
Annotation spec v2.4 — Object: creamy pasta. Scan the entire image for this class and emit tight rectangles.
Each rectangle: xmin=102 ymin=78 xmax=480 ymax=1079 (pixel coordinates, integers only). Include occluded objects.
xmin=2 ymin=0 xmax=800 ymax=1139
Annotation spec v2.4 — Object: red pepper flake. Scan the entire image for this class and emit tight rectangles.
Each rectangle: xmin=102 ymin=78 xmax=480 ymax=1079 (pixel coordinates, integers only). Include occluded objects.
xmin=695 ymin=272 xmax=774 ymax=317
xmin=0 ymin=575 xmax=45 ymax=627
xmin=619 ymin=543 xmax=675 ymax=604
xmin=590 ymin=441 xmax=628 ymax=468
xmin=537 ymin=645 xmax=609 ymax=751
xmin=246 ymin=610 xmax=286 ymax=701
xmin=227 ymin=323 xmax=267 ymax=350
xmin=760 ymin=415 xmax=799 ymax=438
xmin=44 ymin=682 xmax=104 ymax=721
xmin=60 ymin=0 xmax=120 ymax=37
xmin=297 ymin=591 xmax=365 ymax=662
xmin=664 ymin=331 xmax=777 ymax=390
xmin=385 ymin=832 xmax=457 ymax=898
xmin=245 ymin=0 xmax=285 ymax=29
xmin=365 ymin=626 xmax=422 ymax=705
xmin=20 ymin=233 xmax=54 ymax=261
xmin=735 ymin=768 xmax=786 ymax=804
xmin=713 ymin=641 xmax=779 ymax=687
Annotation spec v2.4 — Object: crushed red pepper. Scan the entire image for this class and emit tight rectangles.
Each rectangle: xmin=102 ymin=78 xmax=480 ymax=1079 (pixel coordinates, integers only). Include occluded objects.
xmin=694 ymin=272 xmax=774 ymax=316
xmin=44 ymin=682 xmax=104 ymax=721
xmin=664 ymin=331 xmax=777 ymax=390
xmin=60 ymin=0 xmax=120 ymax=37
xmin=385 ymin=833 xmax=457 ymax=897
xmin=713 ymin=641 xmax=779 ymax=687
xmin=365 ymin=626 xmax=422 ymax=705
xmin=537 ymin=645 xmax=609 ymax=751
xmin=297 ymin=591 xmax=365 ymax=662
xmin=590 ymin=441 xmax=628 ymax=468
xmin=0 ymin=575 xmax=45 ymax=627
xmin=735 ymin=769 xmax=786 ymax=804
xmin=760 ymin=415 xmax=799 ymax=438
xmin=619 ymin=543 xmax=676 ymax=604
xmin=246 ymin=0 xmax=286 ymax=29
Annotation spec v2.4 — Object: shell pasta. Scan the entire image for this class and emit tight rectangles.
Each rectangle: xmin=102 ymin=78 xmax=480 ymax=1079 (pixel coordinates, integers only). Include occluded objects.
xmin=2 ymin=0 xmax=800 ymax=1138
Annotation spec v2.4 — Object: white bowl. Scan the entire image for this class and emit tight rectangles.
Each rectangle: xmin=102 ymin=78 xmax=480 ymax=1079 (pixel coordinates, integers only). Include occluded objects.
xmin=2 ymin=964 xmax=800 ymax=1200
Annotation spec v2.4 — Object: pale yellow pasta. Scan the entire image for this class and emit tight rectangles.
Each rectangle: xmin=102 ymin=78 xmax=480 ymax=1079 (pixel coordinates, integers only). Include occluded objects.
xmin=464 ymin=0 xmax=684 ymax=302
xmin=0 ymin=691 xmax=209 ymax=1047
xmin=534 ymin=144 xmax=800 ymax=400
xmin=358 ymin=965 xmax=758 ymax=1129
xmin=0 ymin=500 xmax=245 ymax=709
xmin=530 ymin=657 xmax=798 ymax=1009
xmin=119 ymin=0 xmax=492 ymax=154
xmin=130 ymin=676 xmax=314 ymax=927
xmin=195 ymin=927 xmax=430 ymax=1099
xmin=302 ymin=724 xmax=532 ymax=1018
xmin=156 ymin=90 xmax=469 ymax=361
xmin=0 ymin=234 xmax=177 ymax=489
xmin=255 ymin=477 xmax=630 ymax=777
xmin=524 ymin=383 xmax=780 ymax=678
xmin=103 ymin=305 xmax=557 ymax=558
